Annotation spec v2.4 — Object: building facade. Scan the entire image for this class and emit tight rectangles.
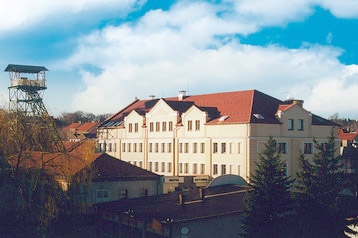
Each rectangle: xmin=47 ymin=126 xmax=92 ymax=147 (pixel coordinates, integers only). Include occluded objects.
xmin=97 ymin=90 xmax=339 ymax=191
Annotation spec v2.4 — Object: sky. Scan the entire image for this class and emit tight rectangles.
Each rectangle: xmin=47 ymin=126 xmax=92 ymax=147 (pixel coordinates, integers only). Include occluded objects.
xmin=1 ymin=0 xmax=358 ymax=119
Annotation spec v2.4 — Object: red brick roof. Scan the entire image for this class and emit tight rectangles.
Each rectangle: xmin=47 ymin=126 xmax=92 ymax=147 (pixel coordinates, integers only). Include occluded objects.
xmin=338 ymin=129 xmax=358 ymax=141
xmin=100 ymin=90 xmax=336 ymax=127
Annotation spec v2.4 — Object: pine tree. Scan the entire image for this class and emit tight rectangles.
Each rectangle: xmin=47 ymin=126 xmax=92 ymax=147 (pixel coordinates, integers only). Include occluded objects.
xmin=242 ymin=136 xmax=293 ymax=237
xmin=295 ymin=135 xmax=350 ymax=237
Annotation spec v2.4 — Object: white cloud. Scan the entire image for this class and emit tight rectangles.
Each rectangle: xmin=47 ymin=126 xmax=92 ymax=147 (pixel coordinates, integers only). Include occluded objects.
xmin=0 ymin=0 xmax=145 ymax=32
xmin=59 ymin=0 xmax=358 ymax=118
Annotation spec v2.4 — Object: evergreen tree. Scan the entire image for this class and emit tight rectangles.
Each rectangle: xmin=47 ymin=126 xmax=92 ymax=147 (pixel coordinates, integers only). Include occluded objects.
xmin=295 ymin=135 xmax=351 ymax=237
xmin=242 ymin=137 xmax=293 ymax=237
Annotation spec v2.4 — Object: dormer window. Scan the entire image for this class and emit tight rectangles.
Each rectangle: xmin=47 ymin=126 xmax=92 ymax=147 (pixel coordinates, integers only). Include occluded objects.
xmin=253 ymin=113 xmax=264 ymax=119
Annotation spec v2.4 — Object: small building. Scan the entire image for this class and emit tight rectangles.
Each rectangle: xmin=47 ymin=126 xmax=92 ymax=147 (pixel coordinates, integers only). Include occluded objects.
xmin=70 ymin=153 xmax=163 ymax=212
xmin=338 ymin=129 xmax=358 ymax=174
xmin=94 ymin=175 xmax=248 ymax=238
xmin=63 ymin=121 xmax=99 ymax=142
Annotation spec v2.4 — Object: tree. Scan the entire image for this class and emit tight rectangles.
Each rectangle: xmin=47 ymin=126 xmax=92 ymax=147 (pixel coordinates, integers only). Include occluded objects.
xmin=242 ymin=137 xmax=293 ymax=237
xmin=295 ymin=134 xmax=352 ymax=237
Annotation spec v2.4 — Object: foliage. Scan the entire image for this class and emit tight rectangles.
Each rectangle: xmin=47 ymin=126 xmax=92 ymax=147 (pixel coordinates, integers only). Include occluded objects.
xmin=56 ymin=111 xmax=111 ymax=127
xmin=294 ymin=135 xmax=352 ymax=237
xmin=242 ymin=136 xmax=293 ymax=238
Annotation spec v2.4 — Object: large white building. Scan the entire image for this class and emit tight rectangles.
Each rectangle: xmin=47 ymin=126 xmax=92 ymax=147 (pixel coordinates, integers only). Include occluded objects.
xmin=96 ymin=90 xmax=339 ymax=192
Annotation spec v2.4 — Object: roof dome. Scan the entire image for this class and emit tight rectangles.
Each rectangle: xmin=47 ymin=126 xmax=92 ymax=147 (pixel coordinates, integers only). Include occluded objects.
xmin=207 ymin=174 xmax=248 ymax=187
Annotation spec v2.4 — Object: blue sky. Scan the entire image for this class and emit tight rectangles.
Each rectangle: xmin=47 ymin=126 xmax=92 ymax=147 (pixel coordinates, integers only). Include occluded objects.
xmin=1 ymin=0 xmax=358 ymax=119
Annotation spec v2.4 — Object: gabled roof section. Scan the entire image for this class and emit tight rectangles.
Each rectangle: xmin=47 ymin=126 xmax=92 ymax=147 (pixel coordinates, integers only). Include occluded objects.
xmin=85 ymin=153 xmax=160 ymax=181
xmin=4 ymin=64 xmax=48 ymax=73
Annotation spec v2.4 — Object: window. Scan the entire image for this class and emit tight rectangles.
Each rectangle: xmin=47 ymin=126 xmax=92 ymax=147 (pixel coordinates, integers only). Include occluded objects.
xmin=213 ymin=164 xmax=218 ymax=175
xmin=179 ymin=143 xmax=183 ymax=153
xmin=96 ymin=190 xmax=109 ymax=202
xmin=298 ymin=119 xmax=304 ymax=131
xmin=150 ymin=122 xmax=154 ymax=132
xmin=149 ymin=143 xmax=153 ymax=153
xmin=229 ymin=164 xmax=233 ymax=174
xmin=321 ymin=143 xmax=333 ymax=152
xmin=155 ymin=143 xmax=159 ymax=153
xmin=221 ymin=143 xmax=226 ymax=154
xmin=187 ymin=120 xmax=193 ymax=131
xmin=304 ymin=143 xmax=313 ymax=154
xmin=168 ymin=162 xmax=172 ymax=173
xmin=195 ymin=120 xmax=200 ymax=131
xmin=161 ymin=162 xmax=165 ymax=172
xmin=134 ymin=123 xmax=139 ymax=132
xmin=213 ymin=142 xmax=218 ymax=153
xmin=237 ymin=165 xmax=241 ymax=176
xmin=120 ymin=189 xmax=128 ymax=200
xmin=149 ymin=162 xmax=153 ymax=171
xmin=179 ymin=163 xmax=183 ymax=173
xmin=155 ymin=162 xmax=159 ymax=172
xmin=127 ymin=143 xmax=131 ymax=152
xmin=108 ymin=143 xmax=112 ymax=152
xmin=139 ymin=143 xmax=143 ymax=152
xmin=129 ymin=123 xmax=133 ymax=133
xmin=113 ymin=143 xmax=117 ymax=152
xmin=139 ymin=161 xmax=143 ymax=168
xmin=238 ymin=142 xmax=241 ymax=154
xmin=200 ymin=164 xmax=205 ymax=174
xmin=221 ymin=164 xmax=226 ymax=175
xmin=141 ymin=188 xmax=148 ymax=197
xmin=288 ymin=119 xmax=294 ymax=130
xmin=277 ymin=142 xmax=287 ymax=154
xmin=167 ymin=143 xmax=172 ymax=153
xmin=169 ymin=121 xmax=173 ymax=131
xmin=161 ymin=143 xmax=165 ymax=153
xmin=193 ymin=163 xmax=198 ymax=174
xmin=229 ymin=142 xmax=234 ymax=154
xmin=193 ymin=143 xmax=198 ymax=153
xmin=184 ymin=143 xmax=189 ymax=153
xmin=122 ymin=143 xmax=126 ymax=152
xmin=184 ymin=163 xmax=189 ymax=173
xmin=162 ymin=122 xmax=167 ymax=132
xmin=156 ymin=122 xmax=160 ymax=132
xmin=134 ymin=143 xmax=137 ymax=152
xmin=133 ymin=161 xmax=137 ymax=166
xmin=201 ymin=143 xmax=205 ymax=153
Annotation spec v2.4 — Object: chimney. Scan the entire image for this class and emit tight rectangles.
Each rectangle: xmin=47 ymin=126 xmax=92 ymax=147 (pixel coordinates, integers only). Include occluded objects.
xmin=292 ymin=99 xmax=304 ymax=107
xmin=178 ymin=90 xmax=186 ymax=101
xmin=147 ymin=95 xmax=155 ymax=100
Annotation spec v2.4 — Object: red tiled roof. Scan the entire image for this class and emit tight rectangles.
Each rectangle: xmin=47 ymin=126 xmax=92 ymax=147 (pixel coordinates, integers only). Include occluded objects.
xmin=76 ymin=122 xmax=99 ymax=132
xmin=338 ymin=129 xmax=358 ymax=141
xmin=64 ymin=122 xmax=81 ymax=130
xmin=100 ymin=90 xmax=336 ymax=127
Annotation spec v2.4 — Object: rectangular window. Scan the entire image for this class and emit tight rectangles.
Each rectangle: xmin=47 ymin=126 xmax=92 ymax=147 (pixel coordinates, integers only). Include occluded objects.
xmin=127 ymin=143 xmax=131 ymax=152
xmin=134 ymin=143 xmax=137 ymax=152
xmin=149 ymin=162 xmax=153 ymax=171
xmin=277 ymin=142 xmax=287 ymax=154
xmin=193 ymin=163 xmax=198 ymax=174
xmin=139 ymin=143 xmax=143 ymax=152
xmin=122 ymin=143 xmax=126 ymax=152
xmin=150 ymin=122 xmax=154 ymax=132
xmin=304 ymin=143 xmax=313 ymax=154
xmin=96 ymin=190 xmax=109 ymax=200
xmin=155 ymin=162 xmax=159 ymax=172
xmin=149 ymin=143 xmax=153 ymax=153
xmin=193 ymin=143 xmax=198 ymax=153
xmin=139 ymin=161 xmax=143 ymax=168
xmin=161 ymin=143 xmax=165 ymax=153
xmin=129 ymin=123 xmax=133 ymax=133
xmin=221 ymin=143 xmax=226 ymax=154
xmin=167 ymin=143 xmax=172 ymax=153
xmin=120 ymin=189 xmax=128 ymax=200
xmin=229 ymin=164 xmax=233 ymax=174
xmin=184 ymin=143 xmax=189 ymax=153
xmin=213 ymin=142 xmax=218 ymax=153
xmin=195 ymin=120 xmax=200 ymax=131
xmin=113 ymin=143 xmax=117 ymax=152
xmin=229 ymin=142 xmax=234 ymax=154
xmin=179 ymin=143 xmax=183 ymax=153
xmin=162 ymin=122 xmax=167 ymax=132
xmin=187 ymin=120 xmax=193 ymax=131
xmin=169 ymin=121 xmax=173 ymax=131
xmin=201 ymin=143 xmax=205 ymax=153
xmin=134 ymin=123 xmax=139 ymax=132
xmin=168 ymin=162 xmax=172 ymax=173
xmin=288 ymin=119 xmax=294 ymax=130
xmin=133 ymin=161 xmax=137 ymax=166
xmin=213 ymin=164 xmax=218 ymax=175
xmin=179 ymin=163 xmax=183 ymax=173
xmin=184 ymin=163 xmax=189 ymax=173
xmin=155 ymin=143 xmax=159 ymax=153
xmin=108 ymin=143 xmax=112 ymax=152
xmin=161 ymin=162 xmax=165 ymax=172
xmin=238 ymin=142 xmax=241 ymax=154
xmin=237 ymin=165 xmax=241 ymax=176
xmin=221 ymin=164 xmax=226 ymax=175
xmin=298 ymin=119 xmax=304 ymax=131
xmin=200 ymin=164 xmax=205 ymax=174
xmin=156 ymin=122 xmax=160 ymax=132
